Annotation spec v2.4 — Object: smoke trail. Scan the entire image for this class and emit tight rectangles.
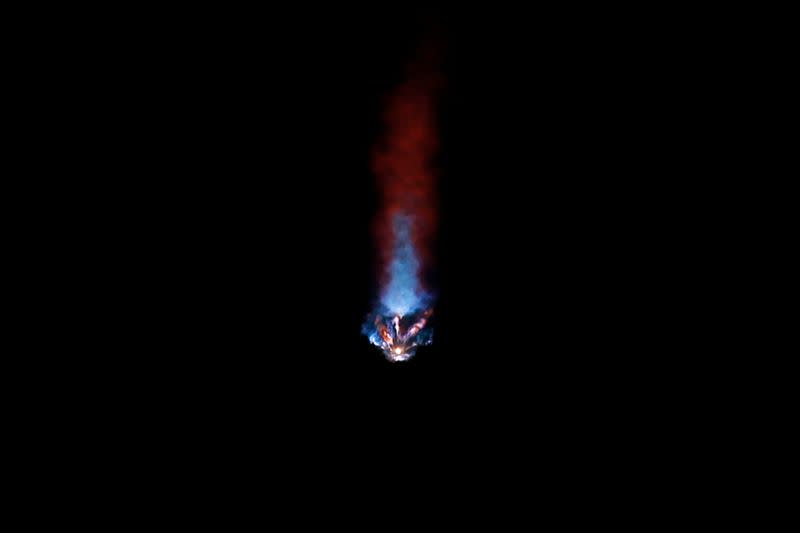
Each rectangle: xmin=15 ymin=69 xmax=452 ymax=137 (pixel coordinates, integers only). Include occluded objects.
xmin=363 ymin=42 xmax=442 ymax=362
xmin=381 ymin=214 xmax=428 ymax=316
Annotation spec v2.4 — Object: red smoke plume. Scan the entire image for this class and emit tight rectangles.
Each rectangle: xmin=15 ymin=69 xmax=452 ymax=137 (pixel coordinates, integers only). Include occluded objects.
xmin=371 ymin=43 xmax=443 ymax=286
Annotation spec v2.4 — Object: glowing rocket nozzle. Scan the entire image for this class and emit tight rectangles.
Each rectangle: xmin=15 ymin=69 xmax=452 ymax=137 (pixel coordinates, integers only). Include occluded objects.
xmin=363 ymin=308 xmax=433 ymax=362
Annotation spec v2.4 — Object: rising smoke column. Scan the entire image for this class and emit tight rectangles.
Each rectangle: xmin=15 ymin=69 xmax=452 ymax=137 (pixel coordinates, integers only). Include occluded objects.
xmin=363 ymin=43 xmax=442 ymax=362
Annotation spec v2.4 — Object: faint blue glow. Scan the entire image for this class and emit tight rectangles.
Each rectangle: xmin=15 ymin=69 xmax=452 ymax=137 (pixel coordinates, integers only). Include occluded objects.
xmin=380 ymin=215 xmax=430 ymax=316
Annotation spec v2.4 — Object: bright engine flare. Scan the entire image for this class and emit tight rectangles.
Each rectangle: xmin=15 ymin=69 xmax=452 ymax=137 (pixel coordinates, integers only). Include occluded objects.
xmin=362 ymin=41 xmax=441 ymax=362
xmin=364 ymin=308 xmax=433 ymax=362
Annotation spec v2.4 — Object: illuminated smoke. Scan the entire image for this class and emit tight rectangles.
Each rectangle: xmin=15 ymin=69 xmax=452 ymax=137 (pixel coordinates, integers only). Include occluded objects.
xmin=381 ymin=214 xmax=430 ymax=316
xmin=363 ymin=41 xmax=442 ymax=362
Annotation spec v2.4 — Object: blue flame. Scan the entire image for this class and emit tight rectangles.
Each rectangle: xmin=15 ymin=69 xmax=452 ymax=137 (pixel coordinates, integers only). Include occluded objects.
xmin=380 ymin=215 xmax=430 ymax=316
xmin=363 ymin=214 xmax=434 ymax=361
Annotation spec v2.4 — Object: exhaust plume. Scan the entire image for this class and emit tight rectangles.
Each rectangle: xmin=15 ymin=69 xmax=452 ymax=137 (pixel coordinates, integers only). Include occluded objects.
xmin=363 ymin=42 xmax=442 ymax=362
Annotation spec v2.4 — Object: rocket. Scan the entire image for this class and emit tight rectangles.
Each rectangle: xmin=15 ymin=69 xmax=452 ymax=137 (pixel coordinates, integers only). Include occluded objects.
xmin=362 ymin=39 xmax=441 ymax=362
xmin=365 ymin=308 xmax=433 ymax=362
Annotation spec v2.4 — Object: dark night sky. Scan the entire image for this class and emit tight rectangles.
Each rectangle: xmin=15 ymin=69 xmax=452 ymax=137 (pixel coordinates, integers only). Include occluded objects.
xmin=91 ymin=6 xmax=705 ymax=444
xmin=17 ymin=5 xmax=760 ymax=513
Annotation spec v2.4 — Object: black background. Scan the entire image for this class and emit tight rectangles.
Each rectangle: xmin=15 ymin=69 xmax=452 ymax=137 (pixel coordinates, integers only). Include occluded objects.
xmin=14 ymin=4 xmax=772 ymax=516
xmin=74 ymin=6 xmax=712 ymax=458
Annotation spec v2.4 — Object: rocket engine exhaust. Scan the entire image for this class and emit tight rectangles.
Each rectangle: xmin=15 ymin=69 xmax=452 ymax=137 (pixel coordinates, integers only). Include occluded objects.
xmin=364 ymin=308 xmax=433 ymax=362
xmin=362 ymin=41 xmax=442 ymax=362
